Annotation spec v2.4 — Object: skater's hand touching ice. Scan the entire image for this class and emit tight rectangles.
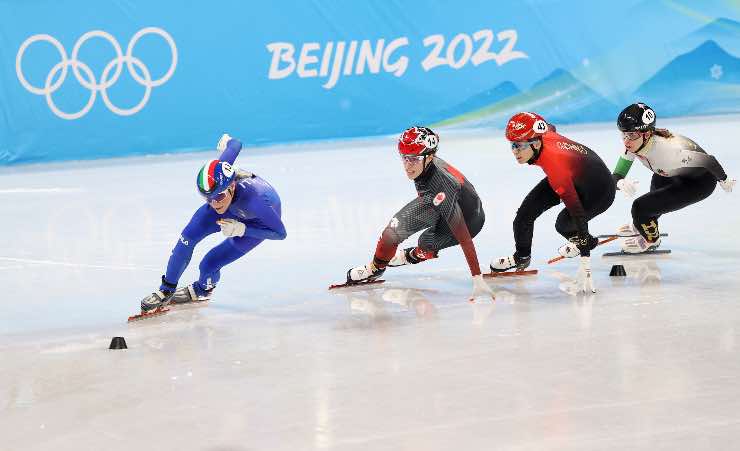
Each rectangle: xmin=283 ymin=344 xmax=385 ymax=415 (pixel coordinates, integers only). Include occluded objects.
xmin=558 ymin=257 xmax=596 ymax=296
xmin=470 ymin=274 xmax=495 ymax=303
xmin=575 ymin=256 xmax=596 ymax=294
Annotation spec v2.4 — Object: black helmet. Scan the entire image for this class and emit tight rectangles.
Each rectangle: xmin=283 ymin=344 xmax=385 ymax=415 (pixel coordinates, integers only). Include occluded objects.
xmin=617 ymin=102 xmax=656 ymax=132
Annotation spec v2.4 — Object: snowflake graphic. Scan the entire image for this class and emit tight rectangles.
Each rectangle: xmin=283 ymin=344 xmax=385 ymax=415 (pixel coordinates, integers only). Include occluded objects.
xmin=710 ymin=64 xmax=723 ymax=80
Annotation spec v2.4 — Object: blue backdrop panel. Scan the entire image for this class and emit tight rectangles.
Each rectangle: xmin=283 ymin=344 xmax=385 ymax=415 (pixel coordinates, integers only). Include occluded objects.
xmin=1 ymin=0 xmax=739 ymax=164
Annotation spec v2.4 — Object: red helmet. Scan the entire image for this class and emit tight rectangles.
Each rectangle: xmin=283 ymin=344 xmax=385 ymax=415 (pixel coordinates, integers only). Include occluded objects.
xmin=398 ymin=126 xmax=439 ymax=156
xmin=505 ymin=112 xmax=549 ymax=142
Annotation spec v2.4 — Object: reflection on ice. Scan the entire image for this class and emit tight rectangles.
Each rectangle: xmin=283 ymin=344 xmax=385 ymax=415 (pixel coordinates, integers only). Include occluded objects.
xmin=2 ymin=118 xmax=740 ymax=450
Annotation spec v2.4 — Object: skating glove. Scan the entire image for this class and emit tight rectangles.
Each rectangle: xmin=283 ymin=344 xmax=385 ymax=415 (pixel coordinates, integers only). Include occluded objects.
xmin=719 ymin=177 xmax=736 ymax=193
xmin=559 ymin=232 xmax=598 ymax=258
xmin=217 ymin=218 xmax=246 ymax=237
xmin=575 ymin=256 xmax=596 ymax=293
xmin=216 ymin=133 xmax=233 ymax=152
xmin=616 ymin=178 xmax=639 ymax=198
xmin=558 ymin=256 xmax=596 ymax=295
xmin=469 ymin=274 xmax=495 ymax=303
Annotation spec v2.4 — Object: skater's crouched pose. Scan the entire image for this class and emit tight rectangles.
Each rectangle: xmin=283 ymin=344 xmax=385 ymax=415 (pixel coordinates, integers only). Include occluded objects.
xmin=612 ymin=102 xmax=735 ymax=253
xmin=491 ymin=112 xmax=616 ymax=293
xmin=140 ymin=135 xmax=287 ymax=314
xmin=345 ymin=126 xmax=493 ymax=301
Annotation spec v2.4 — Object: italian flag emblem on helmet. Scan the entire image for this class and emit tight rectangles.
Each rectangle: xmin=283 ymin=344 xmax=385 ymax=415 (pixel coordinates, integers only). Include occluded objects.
xmin=197 ymin=159 xmax=235 ymax=198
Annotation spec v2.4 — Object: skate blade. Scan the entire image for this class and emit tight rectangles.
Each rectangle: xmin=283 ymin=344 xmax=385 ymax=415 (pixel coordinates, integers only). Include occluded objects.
xmin=127 ymin=306 xmax=170 ymax=322
xmin=329 ymin=279 xmax=385 ymax=290
xmin=547 ymin=236 xmax=618 ymax=264
xmin=598 ymin=233 xmax=669 ymax=238
xmin=483 ymin=269 xmax=538 ymax=278
xmin=602 ymin=249 xmax=671 ymax=257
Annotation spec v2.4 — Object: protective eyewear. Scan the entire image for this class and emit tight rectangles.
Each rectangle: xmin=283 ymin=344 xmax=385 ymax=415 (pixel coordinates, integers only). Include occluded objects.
xmin=400 ymin=154 xmax=426 ymax=163
xmin=207 ymin=189 xmax=231 ymax=203
xmin=511 ymin=140 xmax=536 ymax=152
xmin=621 ymin=131 xmax=643 ymax=141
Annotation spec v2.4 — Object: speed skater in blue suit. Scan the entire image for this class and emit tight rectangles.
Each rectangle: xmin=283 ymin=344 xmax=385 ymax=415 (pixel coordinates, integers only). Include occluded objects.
xmin=140 ymin=134 xmax=287 ymax=313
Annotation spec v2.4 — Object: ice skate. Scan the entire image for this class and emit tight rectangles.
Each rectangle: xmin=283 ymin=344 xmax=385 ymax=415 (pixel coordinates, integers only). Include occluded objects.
xmin=330 ymin=262 xmax=387 ymax=289
xmin=140 ymin=290 xmax=173 ymax=314
xmin=169 ymin=283 xmax=213 ymax=305
xmin=598 ymin=228 xmax=667 ymax=239
xmin=490 ymin=254 xmax=531 ymax=273
xmin=558 ymin=241 xmax=581 ymax=258
xmin=622 ymin=235 xmax=662 ymax=254
xmin=131 ymin=289 xmax=173 ymax=321
xmin=347 ymin=263 xmax=386 ymax=284
xmin=616 ymin=223 xmax=639 ymax=237
xmin=139 ymin=277 xmax=177 ymax=314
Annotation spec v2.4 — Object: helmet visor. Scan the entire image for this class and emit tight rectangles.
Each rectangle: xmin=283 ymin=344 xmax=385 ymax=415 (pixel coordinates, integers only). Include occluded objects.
xmin=511 ymin=139 xmax=538 ymax=152
xmin=400 ymin=154 xmax=426 ymax=163
xmin=209 ymin=190 xmax=230 ymax=202
xmin=621 ymin=131 xmax=643 ymax=141
xmin=203 ymin=185 xmax=232 ymax=203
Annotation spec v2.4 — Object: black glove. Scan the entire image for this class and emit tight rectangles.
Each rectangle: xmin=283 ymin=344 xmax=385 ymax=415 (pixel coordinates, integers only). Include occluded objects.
xmin=569 ymin=233 xmax=599 ymax=256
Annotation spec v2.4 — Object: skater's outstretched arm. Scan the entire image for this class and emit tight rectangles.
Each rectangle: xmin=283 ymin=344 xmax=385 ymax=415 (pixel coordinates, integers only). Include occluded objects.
xmin=433 ymin=190 xmax=481 ymax=277
xmin=217 ymin=134 xmax=243 ymax=165
xmin=612 ymin=153 xmax=635 ymax=184
xmin=681 ymin=150 xmax=728 ymax=182
xmin=438 ymin=200 xmax=493 ymax=301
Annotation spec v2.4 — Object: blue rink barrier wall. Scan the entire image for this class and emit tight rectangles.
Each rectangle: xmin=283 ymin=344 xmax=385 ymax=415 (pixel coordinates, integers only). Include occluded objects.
xmin=1 ymin=1 xmax=739 ymax=165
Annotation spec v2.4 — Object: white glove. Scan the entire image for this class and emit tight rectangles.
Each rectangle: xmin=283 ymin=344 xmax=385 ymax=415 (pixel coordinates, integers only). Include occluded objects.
xmin=216 ymin=133 xmax=233 ymax=152
xmin=558 ymin=257 xmax=596 ymax=295
xmin=719 ymin=178 xmax=736 ymax=193
xmin=469 ymin=274 xmax=495 ymax=303
xmin=575 ymin=256 xmax=596 ymax=294
xmin=616 ymin=178 xmax=639 ymax=198
xmin=217 ymin=218 xmax=245 ymax=237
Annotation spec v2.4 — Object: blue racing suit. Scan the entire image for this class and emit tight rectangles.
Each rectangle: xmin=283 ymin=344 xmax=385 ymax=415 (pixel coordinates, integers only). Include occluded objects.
xmin=161 ymin=138 xmax=286 ymax=294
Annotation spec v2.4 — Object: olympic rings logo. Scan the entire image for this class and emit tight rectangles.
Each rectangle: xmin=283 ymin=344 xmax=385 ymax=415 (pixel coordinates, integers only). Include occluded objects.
xmin=15 ymin=27 xmax=177 ymax=120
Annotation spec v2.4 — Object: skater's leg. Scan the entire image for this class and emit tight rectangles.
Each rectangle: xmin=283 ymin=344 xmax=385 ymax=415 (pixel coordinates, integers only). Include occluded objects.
xmin=513 ymin=177 xmax=561 ymax=258
xmin=632 ymin=173 xmax=716 ymax=241
xmin=349 ymin=198 xmax=438 ymax=283
xmin=490 ymin=178 xmax=559 ymax=272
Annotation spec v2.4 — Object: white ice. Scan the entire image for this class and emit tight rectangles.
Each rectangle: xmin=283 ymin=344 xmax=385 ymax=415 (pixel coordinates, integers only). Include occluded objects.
xmin=1 ymin=116 xmax=740 ymax=450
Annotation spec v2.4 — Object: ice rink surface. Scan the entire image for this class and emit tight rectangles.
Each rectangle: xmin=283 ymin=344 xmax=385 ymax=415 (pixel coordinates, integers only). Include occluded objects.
xmin=2 ymin=116 xmax=740 ymax=450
